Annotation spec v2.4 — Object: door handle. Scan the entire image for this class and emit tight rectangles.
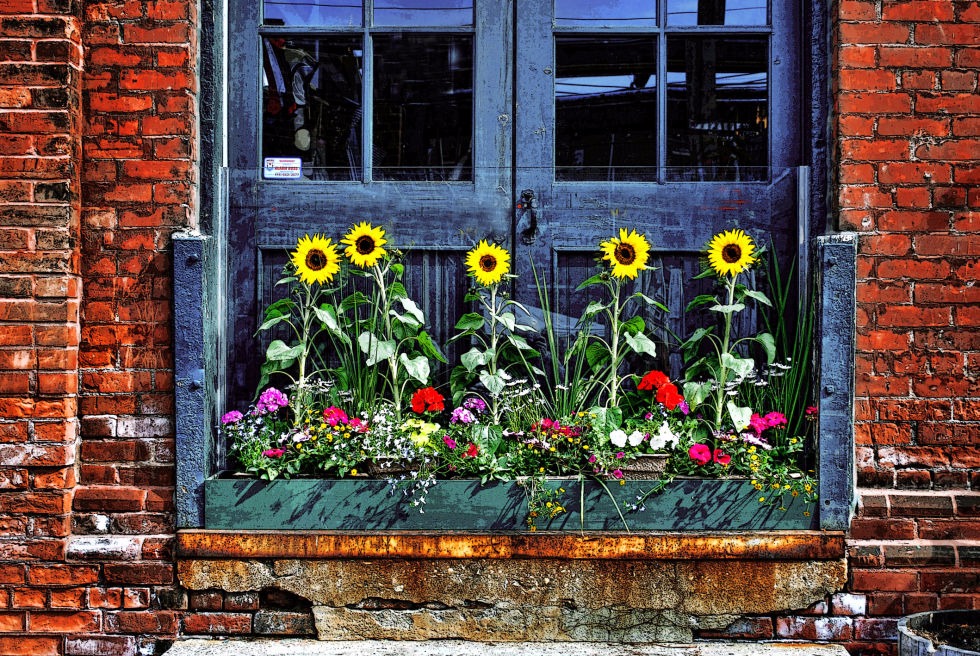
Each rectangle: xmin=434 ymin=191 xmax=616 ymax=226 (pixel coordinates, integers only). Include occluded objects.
xmin=516 ymin=188 xmax=538 ymax=245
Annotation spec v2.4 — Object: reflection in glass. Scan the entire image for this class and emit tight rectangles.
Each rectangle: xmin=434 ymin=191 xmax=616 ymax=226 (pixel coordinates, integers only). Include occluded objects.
xmin=666 ymin=36 xmax=768 ymax=181
xmin=374 ymin=0 xmax=472 ymax=26
xmin=555 ymin=0 xmax=656 ymax=27
xmin=261 ymin=36 xmax=363 ymax=180
xmin=555 ymin=36 xmax=657 ymax=182
xmin=667 ymin=0 xmax=766 ymax=26
xmin=264 ymin=0 xmax=362 ymax=26
xmin=373 ymin=34 xmax=473 ymax=181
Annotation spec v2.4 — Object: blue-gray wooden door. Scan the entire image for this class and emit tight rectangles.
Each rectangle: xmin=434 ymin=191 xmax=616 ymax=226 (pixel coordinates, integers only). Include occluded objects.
xmin=225 ymin=0 xmax=804 ymax=399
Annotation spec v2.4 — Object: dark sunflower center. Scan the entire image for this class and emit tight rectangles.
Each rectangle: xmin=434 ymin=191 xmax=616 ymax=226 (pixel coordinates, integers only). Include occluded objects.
xmin=355 ymin=235 xmax=375 ymax=255
xmin=479 ymin=254 xmax=497 ymax=272
xmin=614 ymin=243 xmax=636 ymax=266
xmin=722 ymin=243 xmax=742 ymax=264
xmin=305 ymin=249 xmax=328 ymax=271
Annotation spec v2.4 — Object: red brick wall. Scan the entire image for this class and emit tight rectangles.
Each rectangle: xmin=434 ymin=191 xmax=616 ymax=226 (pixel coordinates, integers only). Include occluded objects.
xmin=0 ymin=0 xmax=978 ymax=654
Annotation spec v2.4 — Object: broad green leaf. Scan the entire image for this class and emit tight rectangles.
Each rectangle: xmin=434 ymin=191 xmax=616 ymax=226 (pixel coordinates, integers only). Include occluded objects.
xmin=399 ymin=353 xmax=430 ymax=384
xmin=590 ymin=405 xmax=622 ymax=434
xmin=709 ymin=303 xmax=746 ymax=315
xmin=621 ymin=315 xmax=645 ymax=335
xmin=727 ymin=402 xmax=753 ymax=432
xmin=682 ymin=381 xmax=711 ymax=409
xmin=582 ymin=301 xmax=606 ymax=320
xmin=575 ymin=273 xmax=606 ymax=291
xmin=455 ymin=312 xmax=485 ymax=331
xmin=389 ymin=281 xmax=408 ymax=300
xmin=417 ymin=331 xmax=448 ymax=363
xmin=480 ymin=370 xmax=506 ymax=396
xmin=499 ymin=312 xmax=517 ymax=333
xmin=390 ymin=309 xmax=421 ymax=329
xmin=461 ymin=347 xmax=488 ymax=372
xmin=340 ymin=291 xmax=371 ymax=311
xmin=721 ymin=352 xmax=755 ymax=379
xmin=742 ymin=289 xmax=772 ymax=307
xmin=399 ymin=297 xmax=425 ymax=324
xmin=266 ymin=339 xmax=305 ymax=361
xmin=585 ymin=342 xmax=610 ymax=373
xmin=624 ymin=331 xmax=657 ymax=357
xmin=358 ymin=332 xmax=396 ymax=366
xmin=391 ymin=262 xmax=405 ymax=278
xmin=755 ymin=332 xmax=777 ymax=364
xmin=313 ymin=304 xmax=339 ymax=332
xmin=264 ymin=297 xmax=295 ymax=317
xmin=693 ymin=267 xmax=717 ymax=280
xmin=685 ymin=294 xmax=718 ymax=312
xmin=257 ymin=314 xmax=288 ymax=332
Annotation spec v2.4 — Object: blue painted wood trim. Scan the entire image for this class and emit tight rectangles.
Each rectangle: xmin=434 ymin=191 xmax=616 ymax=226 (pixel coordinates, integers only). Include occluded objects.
xmin=174 ymin=233 xmax=211 ymax=528
xmin=816 ymin=234 xmax=857 ymax=530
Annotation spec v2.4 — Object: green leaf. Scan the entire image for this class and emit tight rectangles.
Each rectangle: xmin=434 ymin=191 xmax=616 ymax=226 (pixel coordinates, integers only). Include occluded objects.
xmin=589 ymin=405 xmax=622 ymax=434
xmin=575 ymin=273 xmax=607 ymax=291
xmin=507 ymin=333 xmax=536 ymax=351
xmin=340 ymin=291 xmax=371 ymax=311
xmin=499 ymin=312 xmax=516 ymax=332
xmin=313 ymin=304 xmax=339 ymax=332
xmin=461 ymin=347 xmax=488 ymax=372
xmin=399 ymin=353 xmax=430 ymax=384
xmin=709 ymin=303 xmax=746 ymax=315
xmin=621 ymin=315 xmax=645 ymax=335
xmin=391 ymin=309 xmax=421 ymax=329
xmin=585 ymin=342 xmax=610 ymax=373
xmin=257 ymin=314 xmax=288 ymax=332
xmin=755 ymin=332 xmax=776 ymax=364
xmin=693 ymin=267 xmax=718 ymax=280
xmin=391 ymin=262 xmax=405 ymax=278
xmin=417 ymin=331 xmax=448 ymax=363
xmin=358 ymin=332 xmax=396 ymax=366
xmin=398 ymin=297 xmax=425 ymax=324
xmin=389 ymin=281 xmax=408 ymax=301
xmin=685 ymin=294 xmax=718 ymax=312
xmin=727 ymin=402 xmax=753 ymax=432
xmin=255 ymin=360 xmax=280 ymax=395
xmin=721 ymin=352 xmax=755 ymax=379
xmin=742 ymin=289 xmax=772 ymax=307
xmin=266 ymin=339 xmax=305 ymax=361
xmin=682 ymin=381 xmax=711 ymax=409
xmin=624 ymin=331 xmax=657 ymax=357
xmin=480 ymin=370 xmax=506 ymax=396
xmin=581 ymin=301 xmax=606 ymax=320
xmin=455 ymin=312 xmax=485 ymax=331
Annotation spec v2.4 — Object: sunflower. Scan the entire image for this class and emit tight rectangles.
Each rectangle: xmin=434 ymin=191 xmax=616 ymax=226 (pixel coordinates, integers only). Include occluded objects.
xmin=599 ymin=228 xmax=650 ymax=280
xmin=706 ymin=229 xmax=756 ymax=277
xmin=465 ymin=240 xmax=511 ymax=287
xmin=290 ymin=234 xmax=341 ymax=285
xmin=341 ymin=222 xmax=387 ymax=269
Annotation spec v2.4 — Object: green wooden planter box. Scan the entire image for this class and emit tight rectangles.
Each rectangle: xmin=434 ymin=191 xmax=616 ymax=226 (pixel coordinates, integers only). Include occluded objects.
xmin=205 ymin=476 xmax=817 ymax=531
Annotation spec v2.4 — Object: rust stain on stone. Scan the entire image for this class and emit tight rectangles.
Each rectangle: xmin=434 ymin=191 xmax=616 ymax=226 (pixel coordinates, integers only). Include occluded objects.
xmin=177 ymin=530 xmax=845 ymax=561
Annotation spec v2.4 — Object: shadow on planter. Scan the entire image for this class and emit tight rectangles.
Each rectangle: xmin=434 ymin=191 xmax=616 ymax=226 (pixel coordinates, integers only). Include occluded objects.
xmin=204 ymin=476 xmax=816 ymax=531
xmin=900 ymin=611 xmax=980 ymax=656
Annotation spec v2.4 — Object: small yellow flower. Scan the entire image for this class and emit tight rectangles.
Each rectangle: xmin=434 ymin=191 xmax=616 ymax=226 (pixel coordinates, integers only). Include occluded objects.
xmin=803 ymin=511 xmax=811 ymax=517
xmin=599 ymin=228 xmax=651 ymax=280
xmin=350 ymin=469 xmax=358 ymax=476
xmin=465 ymin=240 xmax=511 ymax=286
xmin=291 ymin=234 xmax=341 ymax=285
xmin=759 ymin=496 xmax=766 ymax=503
xmin=706 ymin=228 xmax=756 ymax=278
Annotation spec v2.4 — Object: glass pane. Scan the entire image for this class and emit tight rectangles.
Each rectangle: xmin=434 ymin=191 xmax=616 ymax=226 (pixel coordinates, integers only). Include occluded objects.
xmin=555 ymin=0 xmax=656 ymax=27
xmin=555 ymin=36 xmax=657 ymax=182
xmin=261 ymin=36 xmax=363 ymax=180
xmin=373 ymin=34 xmax=473 ymax=181
xmin=667 ymin=0 xmax=766 ymax=26
xmin=666 ymin=36 xmax=768 ymax=181
xmin=264 ymin=0 xmax=362 ymax=26
xmin=374 ymin=0 xmax=472 ymax=26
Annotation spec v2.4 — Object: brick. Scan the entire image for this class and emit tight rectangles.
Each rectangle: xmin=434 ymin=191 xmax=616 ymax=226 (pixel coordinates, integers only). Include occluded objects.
xmin=108 ymin=610 xmax=178 ymax=634
xmin=103 ymin=563 xmax=173 ymax=585
xmin=29 ymin=611 xmax=101 ymax=633
xmin=65 ymin=636 xmax=136 ymax=656
xmin=776 ymin=616 xmax=853 ymax=641
xmin=27 ymin=565 xmax=99 ymax=587
xmin=72 ymin=487 xmax=146 ymax=512
xmin=253 ymin=610 xmax=316 ymax=635
xmin=849 ymin=517 xmax=916 ymax=540
xmin=49 ymin=588 xmax=86 ymax=609
xmin=920 ymin=570 xmax=980 ymax=594
xmin=0 ymin=637 xmax=60 ymax=656
xmin=883 ymin=544 xmax=956 ymax=567
xmin=919 ymin=519 xmax=980 ymax=540
xmin=223 ymin=591 xmax=259 ymax=612
xmin=182 ymin=612 xmax=252 ymax=635
xmin=188 ymin=590 xmax=223 ymax=611
xmin=851 ymin=569 xmax=918 ymax=592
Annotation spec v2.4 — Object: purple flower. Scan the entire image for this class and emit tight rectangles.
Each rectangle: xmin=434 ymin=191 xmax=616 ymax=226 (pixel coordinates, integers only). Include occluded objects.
xmin=588 ymin=454 xmax=597 ymax=464
xmin=741 ymin=433 xmax=773 ymax=450
xmin=612 ymin=469 xmax=624 ymax=479
xmin=262 ymin=448 xmax=286 ymax=458
xmin=221 ymin=410 xmax=243 ymax=425
xmin=443 ymin=435 xmax=457 ymax=450
xmin=678 ymin=400 xmax=690 ymax=415
xmin=451 ymin=407 xmax=476 ymax=424
xmin=255 ymin=387 xmax=288 ymax=415
xmin=616 ymin=451 xmax=625 ymax=459
xmin=463 ymin=397 xmax=487 ymax=413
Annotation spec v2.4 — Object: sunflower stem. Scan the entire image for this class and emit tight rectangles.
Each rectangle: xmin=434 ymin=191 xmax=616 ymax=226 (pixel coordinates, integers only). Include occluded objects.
xmin=713 ymin=275 xmax=737 ymax=429
xmin=608 ymin=279 xmax=622 ymax=408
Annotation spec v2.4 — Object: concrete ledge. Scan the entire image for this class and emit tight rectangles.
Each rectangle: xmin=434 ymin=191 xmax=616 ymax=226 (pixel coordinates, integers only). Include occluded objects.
xmin=177 ymin=530 xmax=846 ymax=560
xmin=165 ymin=640 xmax=851 ymax=656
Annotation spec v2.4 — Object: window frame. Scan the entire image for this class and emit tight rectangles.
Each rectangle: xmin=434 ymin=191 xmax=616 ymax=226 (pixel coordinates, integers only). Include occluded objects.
xmin=175 ymin=0 xmax=854 ymax=531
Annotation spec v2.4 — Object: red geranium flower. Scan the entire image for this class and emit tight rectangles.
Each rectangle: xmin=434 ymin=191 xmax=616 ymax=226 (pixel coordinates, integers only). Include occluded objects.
xmin=463 ymin=443 xmax=479 ymax=458
xmin=688 ymin=443 xmax=712 ymax=466
xmin=638 ymin=370 xmax=670 ymax=391
xmin=656 ymin=383 xmax=684 ymax=411
xmin=713 ymin=448 xmax=731 ymax=466
xmin=411 ymin=387 xmax=445 ymax=414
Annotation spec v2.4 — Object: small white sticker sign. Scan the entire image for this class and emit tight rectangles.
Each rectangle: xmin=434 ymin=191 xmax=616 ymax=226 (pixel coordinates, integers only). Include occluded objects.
xmin=263 ymin=157 xmax=302 ymax=180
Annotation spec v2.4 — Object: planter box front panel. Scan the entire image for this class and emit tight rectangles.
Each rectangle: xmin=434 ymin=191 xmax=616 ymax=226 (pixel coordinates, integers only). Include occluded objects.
xmin=205 ymin=478 xmax=816 ymax=531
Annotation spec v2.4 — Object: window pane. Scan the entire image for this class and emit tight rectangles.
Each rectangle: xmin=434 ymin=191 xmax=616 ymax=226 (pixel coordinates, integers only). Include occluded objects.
xmin=264 ymin=0 xmax=362 ymax=26
xmin=373 ymin=34 xmax=473 ymax=181
xmin=261 ymin=36 xmax=363 ymax=180
xmin=374 ymin=0 xmax=473 ymax=26
xmin=666 ymin=36 xmax=768 ymax=181
xmin=555 ymin=36 xmax=657 ymax=182
xmin=667 ymin=0 xmax=766 ymax=26
xmin=555 ymin=0 xmax=656 ymax=27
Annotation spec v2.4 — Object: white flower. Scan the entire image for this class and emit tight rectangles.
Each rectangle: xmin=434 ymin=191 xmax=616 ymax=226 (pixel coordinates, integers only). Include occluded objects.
xmin=649 ymin=423 xmax=676 ymax=451
xmin=627 ymin=430 xmax=644 ymax=447
xmin=609 ymin=429 xmax=628 ymax=448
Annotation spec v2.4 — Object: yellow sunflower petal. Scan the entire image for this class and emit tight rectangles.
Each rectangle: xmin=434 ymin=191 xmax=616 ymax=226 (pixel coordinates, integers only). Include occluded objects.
xmin=290 ymin=234 xmax=341 ymax=285
xmin=341 ymin=222 xmax=388 ymax=269
xmin=465 ymin=240 xmax=511 ymax=286
xmin=599 ymin=228 xmax=650 ymax=279
xmin=706 ymin=229 xmax=756 ymax=277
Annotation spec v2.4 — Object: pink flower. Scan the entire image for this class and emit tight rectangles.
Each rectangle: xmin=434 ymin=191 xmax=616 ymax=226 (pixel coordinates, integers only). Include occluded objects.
xmin=612 ymin=469 xmax=624 ymax=479
xmin=255 ymin=388 xmax=288 ymax=415
xmin=349 ymin=418 xmax=369 ymax=433
xmin=764 ymin=411 xmax=787 ymax=429
xmin=713 ymin=449 xmax=731 ymax=466
xmin=688 ymin=443 xmax=712 ymax=466
xmin=748 ymin=413 xmax=768 ymax=435
xmin=221 ymin=410 xmax=243 ymax=424
xmin=463 ymin=397 xmax=487 ymax=413
xmin=451 ymin=407 xmax=476 ymax=424
xmin=262 ymin=448 xmax=286 ymax=458
xmin=323 ymin=406 xmax=349 ymax=427
xmin=443 ymin=435 xmax=457 ymax=450
xmin=616 ymin=451 xmax=625 ymax=459
xmin=805 ymin=406 xmax=818 ymax=416
xmin=588 ymin=454 xmax=597 ymax=464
